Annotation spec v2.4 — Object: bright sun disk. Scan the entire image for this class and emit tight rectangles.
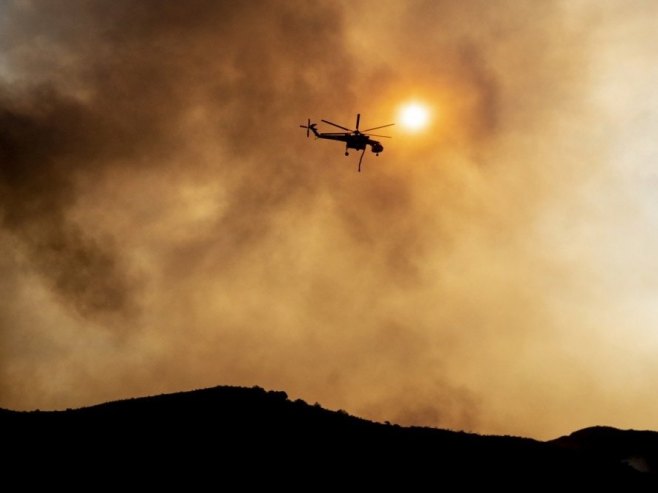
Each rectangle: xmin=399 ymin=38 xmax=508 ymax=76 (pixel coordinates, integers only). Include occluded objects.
xmin=399 ymin=102 xmax=430 ymax=131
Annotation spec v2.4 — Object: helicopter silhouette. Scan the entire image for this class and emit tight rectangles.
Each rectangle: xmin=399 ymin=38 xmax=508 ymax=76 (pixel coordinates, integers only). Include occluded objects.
xmin=300 ymin=114 xmax=394 ymax=172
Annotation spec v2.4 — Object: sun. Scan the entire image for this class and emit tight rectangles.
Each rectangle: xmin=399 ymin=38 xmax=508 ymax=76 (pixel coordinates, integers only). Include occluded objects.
xmin=398 ymin=102 xmax=430 ymax=131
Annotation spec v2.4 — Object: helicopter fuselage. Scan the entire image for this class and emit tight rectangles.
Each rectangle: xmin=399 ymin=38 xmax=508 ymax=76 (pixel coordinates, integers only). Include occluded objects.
xmin=308 ymin=126 xmax=384 ymax=155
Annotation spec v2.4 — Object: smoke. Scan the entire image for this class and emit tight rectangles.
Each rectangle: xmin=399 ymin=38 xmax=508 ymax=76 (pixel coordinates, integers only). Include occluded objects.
xmin=1 ymin=0 xmax=657 ymax=439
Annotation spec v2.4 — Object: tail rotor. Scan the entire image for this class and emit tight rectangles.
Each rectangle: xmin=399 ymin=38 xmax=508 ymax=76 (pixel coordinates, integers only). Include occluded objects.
xmin=299 ymin=118 xmax=311 ymax=138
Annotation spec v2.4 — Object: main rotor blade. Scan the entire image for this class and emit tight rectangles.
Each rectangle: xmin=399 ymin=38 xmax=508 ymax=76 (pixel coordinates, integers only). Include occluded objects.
xmin=321 ymin=119 xmax=353 ymax=132
xmin=361 ymin=123 xmax=395 ymax=133
xmin=355 ymin=113 xmax=361 ymax=131
xmin=365 ymin=134 xmax=391 ymax=138
xmin=322 ymin=120 xmax=352 ymax=132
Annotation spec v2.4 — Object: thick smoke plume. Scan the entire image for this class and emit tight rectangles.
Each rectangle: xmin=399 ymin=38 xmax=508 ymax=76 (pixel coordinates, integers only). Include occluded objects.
xmin=1 ymin=1 xmax=657 ymax=438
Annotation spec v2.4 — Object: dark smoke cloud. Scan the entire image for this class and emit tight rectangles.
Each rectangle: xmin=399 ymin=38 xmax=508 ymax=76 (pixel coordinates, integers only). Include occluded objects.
xmin=0 ymin=89 xmax=138 ymax=321
xmin=2 ymin=1 xmax=658 ymax=439
xmin=0 ymin=0 xmax=350 ymax=320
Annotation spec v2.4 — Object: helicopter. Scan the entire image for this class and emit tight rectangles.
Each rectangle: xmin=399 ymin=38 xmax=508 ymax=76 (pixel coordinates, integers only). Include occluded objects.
xmin=300 ymin=114 xmax=394 ymax=172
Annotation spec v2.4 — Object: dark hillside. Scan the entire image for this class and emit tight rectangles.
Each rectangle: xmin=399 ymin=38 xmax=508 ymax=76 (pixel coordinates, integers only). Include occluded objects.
xmin=2 ymin=386 xmax=656 ymax=487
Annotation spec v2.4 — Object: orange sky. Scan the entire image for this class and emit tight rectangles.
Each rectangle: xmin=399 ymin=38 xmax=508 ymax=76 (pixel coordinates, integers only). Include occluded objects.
xmin=1 ymin=0 xmax=657 ymax=439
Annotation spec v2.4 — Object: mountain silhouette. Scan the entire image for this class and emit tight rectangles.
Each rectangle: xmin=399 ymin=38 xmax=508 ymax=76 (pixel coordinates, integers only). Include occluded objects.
xmin=2 ymin=385 xmax=656 ymax=487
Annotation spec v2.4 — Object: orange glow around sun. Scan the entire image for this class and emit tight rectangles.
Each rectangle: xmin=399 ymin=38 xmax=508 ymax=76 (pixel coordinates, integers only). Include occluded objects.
xmin=398 ymin=102 xmax=431 ymax=131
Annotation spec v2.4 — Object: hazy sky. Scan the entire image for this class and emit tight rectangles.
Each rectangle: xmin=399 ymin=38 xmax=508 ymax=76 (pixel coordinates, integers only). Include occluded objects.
xmin=1 ymin=0 xmax=657 ymax=439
